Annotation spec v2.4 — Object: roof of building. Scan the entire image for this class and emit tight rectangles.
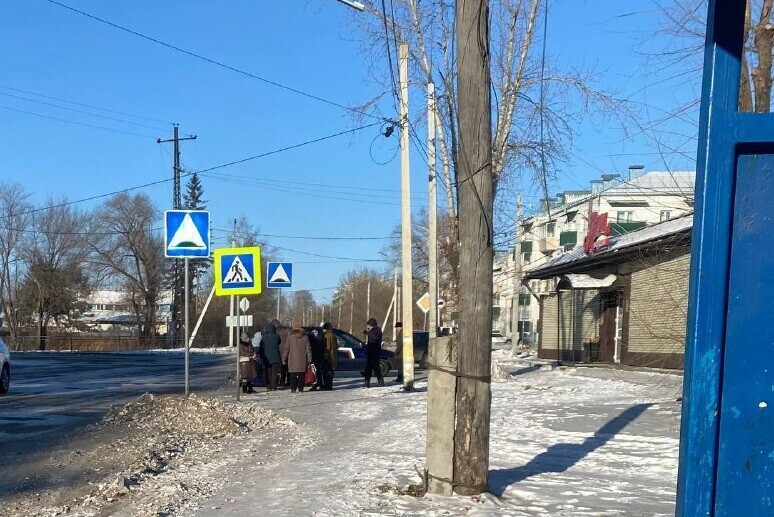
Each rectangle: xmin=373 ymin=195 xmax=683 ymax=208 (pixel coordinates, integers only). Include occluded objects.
xmin=523 ymin=213 xmax=693 ymax=280
xmin=604 ymin=171 xmax=695 ymax=196
xmin=523 ymin=171 xmax=696 ymax=223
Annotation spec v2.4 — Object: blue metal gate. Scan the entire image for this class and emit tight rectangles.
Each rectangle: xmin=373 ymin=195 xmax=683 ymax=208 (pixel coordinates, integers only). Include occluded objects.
xmin=677 ymin=1 xmax=774 ymax=515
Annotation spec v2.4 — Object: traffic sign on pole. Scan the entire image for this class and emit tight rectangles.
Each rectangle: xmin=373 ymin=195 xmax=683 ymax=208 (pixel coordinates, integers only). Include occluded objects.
xmin=164 ymin=210 xmax=210 ymax=258
xmin=213 ymin=247 xmax=262 ymax=296
xmin=267 ymin=262 xmax=293 ymax=288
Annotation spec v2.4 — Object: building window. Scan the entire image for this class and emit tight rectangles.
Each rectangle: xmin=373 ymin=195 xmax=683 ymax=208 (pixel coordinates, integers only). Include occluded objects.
xmin=617 ymin=211 xmax=634 ymax=223
xmin=660 ymin=210 xmax=671 ymax=222
xmin=521 ymin=252 xmax=532 ymax=265
xmin=518 ymin=293 xmax=531 ymax=306
xmin=545 ymin=222 xmax=556 ymax=237
xmin=559 ymin=231 xmax=578 ymax=247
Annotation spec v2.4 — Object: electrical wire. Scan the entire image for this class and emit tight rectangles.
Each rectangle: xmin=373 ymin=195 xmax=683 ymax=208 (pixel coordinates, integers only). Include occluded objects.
xmin=0 ymin=104 xmax=156 ymax=139
xmin=4 ymin=122 xmax=384 ymax=219
xmin=0 ymin=83 xmax=173 ymax=125
xmin=0 ymin=90 xmax=169 ymax=131
xmin=44 ymin=0 xmax=393 ymax=124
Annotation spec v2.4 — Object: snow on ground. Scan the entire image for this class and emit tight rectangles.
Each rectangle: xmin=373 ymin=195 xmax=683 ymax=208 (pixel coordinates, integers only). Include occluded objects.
xmin=200 ymin=354 xmax=683 ymax=516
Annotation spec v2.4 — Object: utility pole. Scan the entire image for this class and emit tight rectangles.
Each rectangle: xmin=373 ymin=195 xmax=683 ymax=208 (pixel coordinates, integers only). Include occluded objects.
xmin=157 ymin=124 xmax=197 ymax=348
xmin=392 ymin=267 xmax=399 ymax=341
xmin=453 ymin=0 xmax=493 ymax=495
xmin=511 ymin=194 xmax=522 ymax=348
xmin=366 ymin=280 xmax=371 ymax=320
xmin=428 ymin=82 xmax=438 ymax=340
xmin=399 ymin=41 xmax=415 ymax=390
xmin=349 ymin=289 xmax=354 ymax=334
xmin=338 ymin=296 xmax=342 ymax=328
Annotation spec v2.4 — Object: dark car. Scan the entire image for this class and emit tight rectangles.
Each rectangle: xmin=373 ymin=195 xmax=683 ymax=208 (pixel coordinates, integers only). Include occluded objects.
xmin=389 ymin=330 xmax=429 ymax=371
xmin=303 ymin=327 xmax=394 ymax=377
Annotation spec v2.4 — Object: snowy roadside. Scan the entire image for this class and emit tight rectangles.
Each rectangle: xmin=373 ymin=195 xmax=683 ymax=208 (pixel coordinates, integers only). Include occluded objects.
xmin=199 ymin=357 xmax=682 ymax=516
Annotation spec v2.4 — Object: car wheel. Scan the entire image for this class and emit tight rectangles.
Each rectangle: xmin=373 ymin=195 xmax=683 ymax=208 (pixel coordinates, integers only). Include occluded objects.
xmin=379 ymin=359 xmax=391 ymax=378
xmin=0 ymin=364 xmax=9 ymax=394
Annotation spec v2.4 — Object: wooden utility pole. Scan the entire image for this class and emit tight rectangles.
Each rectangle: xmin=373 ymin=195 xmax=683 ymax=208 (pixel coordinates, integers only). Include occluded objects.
xmin=399 ymin=42 xmax=415 ymax=390
xmin=428 ymin=82 xmax=438 ymax=340
xmin=453 ymin=0 xmax=493 ymax=495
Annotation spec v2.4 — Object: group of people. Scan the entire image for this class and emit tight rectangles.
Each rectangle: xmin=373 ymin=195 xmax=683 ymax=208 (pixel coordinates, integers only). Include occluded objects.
xmin=237 ymin=317 xmax=393 ymax=393
xmin=238 ymin=319 xmax=339 ymax=393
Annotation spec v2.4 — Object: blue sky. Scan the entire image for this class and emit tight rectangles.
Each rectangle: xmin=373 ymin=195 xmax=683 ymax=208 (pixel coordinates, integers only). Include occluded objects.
xmin=0 ymin=1 xmax=701 ymax=301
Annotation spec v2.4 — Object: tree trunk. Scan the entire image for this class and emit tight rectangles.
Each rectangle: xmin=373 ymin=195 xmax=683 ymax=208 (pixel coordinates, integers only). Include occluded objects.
xmin=453 ymin=0 xmax=494 ymax=497
xmin=752 ymin=0 xmax=774 ymax=112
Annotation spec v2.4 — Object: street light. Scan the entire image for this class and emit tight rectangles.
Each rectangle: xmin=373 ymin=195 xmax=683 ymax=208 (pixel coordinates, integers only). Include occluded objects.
xmin=336 ymin=0 xmax=365 ymax=11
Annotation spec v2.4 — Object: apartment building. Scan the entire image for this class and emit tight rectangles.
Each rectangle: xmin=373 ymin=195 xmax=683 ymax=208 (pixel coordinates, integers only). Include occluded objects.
xmin=496 ymin=168 xmax=695 ymax=343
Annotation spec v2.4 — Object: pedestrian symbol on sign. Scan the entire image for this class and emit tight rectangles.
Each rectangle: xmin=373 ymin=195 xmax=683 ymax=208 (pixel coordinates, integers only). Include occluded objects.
xmin=224 ymin=256 xmax=253 ymax=284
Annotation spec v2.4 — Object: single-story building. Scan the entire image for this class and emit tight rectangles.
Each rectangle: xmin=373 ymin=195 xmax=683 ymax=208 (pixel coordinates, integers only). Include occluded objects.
xmin=522 ymin=214 xmax=692 ymax=369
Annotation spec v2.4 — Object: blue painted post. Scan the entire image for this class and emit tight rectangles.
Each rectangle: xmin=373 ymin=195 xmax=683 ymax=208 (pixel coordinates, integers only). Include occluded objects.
xmin=677 ymin=1 xmax=774 ymax=515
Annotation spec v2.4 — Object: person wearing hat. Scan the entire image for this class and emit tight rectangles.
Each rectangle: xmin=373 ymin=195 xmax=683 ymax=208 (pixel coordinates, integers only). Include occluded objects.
xmin=362 ymin=317 xmax=385 ymax=388
xmin=393 ymin=321 xmax=404 ymax=384
xmin=238 ymin=331 xmax=258 ymax=393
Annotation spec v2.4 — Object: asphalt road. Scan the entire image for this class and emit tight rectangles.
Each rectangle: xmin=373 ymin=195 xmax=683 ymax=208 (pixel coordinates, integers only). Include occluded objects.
xmin=0 ymin=351 xmax=234 ymax=459
xmin=0 ymin=350 xmax=426 ymax=460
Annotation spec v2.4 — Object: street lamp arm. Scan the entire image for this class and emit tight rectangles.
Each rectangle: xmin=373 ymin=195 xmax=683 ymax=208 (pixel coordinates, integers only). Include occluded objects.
xmin=336 ymin=0 xmax=365 ymax=11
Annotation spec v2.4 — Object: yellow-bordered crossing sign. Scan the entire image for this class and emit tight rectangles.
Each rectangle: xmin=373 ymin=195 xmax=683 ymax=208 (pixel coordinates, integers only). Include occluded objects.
xmin=213 ymin=247 xmax=262 ymax=296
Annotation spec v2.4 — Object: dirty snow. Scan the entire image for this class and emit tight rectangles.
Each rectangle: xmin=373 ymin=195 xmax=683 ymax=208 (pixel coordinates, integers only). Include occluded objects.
xmin=2 ymin=348 xmax=683 ymax=516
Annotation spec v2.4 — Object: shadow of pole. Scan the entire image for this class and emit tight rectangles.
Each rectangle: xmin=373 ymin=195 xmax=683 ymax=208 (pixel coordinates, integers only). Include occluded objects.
xmin=488 ymin=403 xmax=654 ymax=496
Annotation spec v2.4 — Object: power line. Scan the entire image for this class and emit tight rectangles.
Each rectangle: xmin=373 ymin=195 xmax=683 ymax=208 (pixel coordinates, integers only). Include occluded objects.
xmin=0 ymin=83 xmax=173 ymax=124
xmin=44 ymin=0 xmax=393 ymax=123
xmin=0 ymin=104 xmax=156 ymax=138
xmin=0 ymin=90 xmax=168 ymax=131
xmin=4 ymin=122 xmax=384 ymax=219
xmin=194 ymin=122 xmax=382 ymax=174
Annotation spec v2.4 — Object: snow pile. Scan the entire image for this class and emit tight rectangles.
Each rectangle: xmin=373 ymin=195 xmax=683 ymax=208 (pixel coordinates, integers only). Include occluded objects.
xmin=3 ymin=393 xmax=300 ymax=517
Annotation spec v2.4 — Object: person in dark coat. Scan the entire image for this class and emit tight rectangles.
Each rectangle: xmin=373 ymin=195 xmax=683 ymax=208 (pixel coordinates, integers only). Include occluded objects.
xmin=393 ymin=321 xmax=404 ymax=384
xmin=238 ymin=331 xmax=258 ymax=393
xmin=272 ymin=319 xmax=291 ymax=388
xmin=322 ymin=322 xmax=338 ymax=390
xmin=260 ymin=322 xmax=282 ymax=391
xmin=362 ymin=318 xmax=384 ymax=388
xmin=308 ymin=328 xmax=327 ymax=391
xmin=282 ymin=327 xmax=312 ymax=393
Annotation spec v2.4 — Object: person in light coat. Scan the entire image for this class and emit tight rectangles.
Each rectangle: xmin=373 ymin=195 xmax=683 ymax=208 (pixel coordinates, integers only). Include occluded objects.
xmin=282 ymin=327 xmax=312 ymax=393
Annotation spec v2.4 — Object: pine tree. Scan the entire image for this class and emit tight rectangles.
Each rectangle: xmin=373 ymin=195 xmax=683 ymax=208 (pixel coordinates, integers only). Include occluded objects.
xmin=183 ymin=172 xmax=206 ymax=210
xmin=181 ymin=173 xmax=210 ymax=323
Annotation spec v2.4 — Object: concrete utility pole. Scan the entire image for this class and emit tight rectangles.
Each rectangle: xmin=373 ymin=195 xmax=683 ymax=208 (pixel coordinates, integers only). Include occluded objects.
xmin=428 ymin=82 xmax=438 ymax=340
xmin=366 ymin=280 xmax=371 ymax=321
xmin=392 ymin=267 xmax=399 ymax=341
xmin=453 ymin=0 xmax=493 ymax=495
xmin=399 ymin=41 xmax=415 ymax=390
xmin=511 ymin=194 xmax=522 ymax=348
xmin=157 ymin=124 xmax=197 ymax=348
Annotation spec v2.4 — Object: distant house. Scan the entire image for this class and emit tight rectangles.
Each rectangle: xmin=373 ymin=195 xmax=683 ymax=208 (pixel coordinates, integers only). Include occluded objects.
xmin=522 ymin=214 xmax=692 ymax=369
xmin=78 ymin=289 xmax=173 ymax=334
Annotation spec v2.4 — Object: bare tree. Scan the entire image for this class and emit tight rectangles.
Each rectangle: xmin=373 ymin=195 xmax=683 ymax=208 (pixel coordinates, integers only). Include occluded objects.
xmin=88 ymin=193 xmax=164 ymax=341
xmin=334 ymin=268 xmax=393 ymax=333
xmin=0 ymin=183 xmax=32 ymax=345
xmin=658 ymin=0 xmax=773 ymax=113
xmin=18 ymin=197 xmax=91 ymax=349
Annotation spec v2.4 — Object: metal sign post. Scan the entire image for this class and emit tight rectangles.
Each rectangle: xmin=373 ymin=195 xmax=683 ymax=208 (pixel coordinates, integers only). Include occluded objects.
xmin=236 ymin=295 xmax=241 ymax=401
xmin=212 ymin=246 xmax=262 ymax=401
xmin=163 ymin=209 xmax=210 ymax=398
xmin=184 ymin=258 xmax=190 ymax=397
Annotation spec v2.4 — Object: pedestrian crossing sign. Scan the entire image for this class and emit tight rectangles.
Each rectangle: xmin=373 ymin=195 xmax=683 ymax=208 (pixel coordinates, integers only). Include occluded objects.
xmin=164 ymin=210 xmax=210 ymax=258
xmin=213 ymin=247 xmax=262 ymax=296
